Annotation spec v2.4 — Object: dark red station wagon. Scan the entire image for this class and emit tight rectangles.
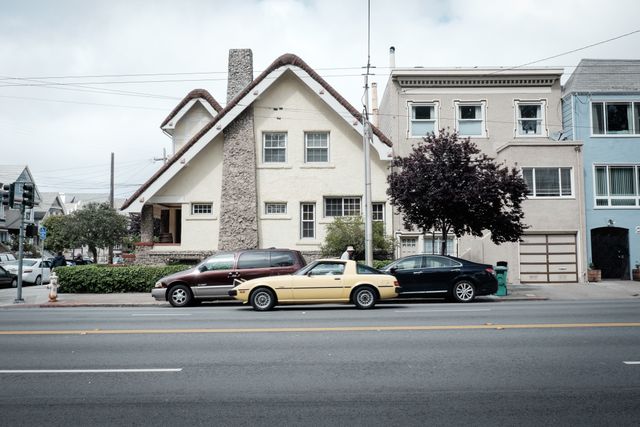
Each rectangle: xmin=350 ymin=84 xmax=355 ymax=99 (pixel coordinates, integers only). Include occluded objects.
xmin=152 ymin=248 xmax=307 ymax=307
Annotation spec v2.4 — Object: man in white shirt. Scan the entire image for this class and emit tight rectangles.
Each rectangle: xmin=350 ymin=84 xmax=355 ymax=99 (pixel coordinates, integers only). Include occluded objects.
xmin=340 ymin=245 xmax=355 ymax=260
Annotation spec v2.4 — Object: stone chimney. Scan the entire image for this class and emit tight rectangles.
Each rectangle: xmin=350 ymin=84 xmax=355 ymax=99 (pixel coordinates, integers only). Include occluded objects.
xmin=226 ymin=49 xmax=254 ymax=103
xmin=218 ymin=49 xmax=259 ymax=250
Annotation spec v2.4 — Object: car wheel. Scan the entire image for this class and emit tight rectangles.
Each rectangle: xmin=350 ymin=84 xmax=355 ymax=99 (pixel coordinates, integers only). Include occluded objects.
xmin=250 ymin=288 xmax=276 ymax=311
xmin=34 ymin=275 xmax=42 ymax=286
xmin=168 ymin=284 xmax=193 ymax=307
xmin=452 ymin=280 xmax=475 ymax=303
xmin=11 ymin=278 xmax=17 ymax=288
xmin=353 ymin=286 xmax=377 ymax=309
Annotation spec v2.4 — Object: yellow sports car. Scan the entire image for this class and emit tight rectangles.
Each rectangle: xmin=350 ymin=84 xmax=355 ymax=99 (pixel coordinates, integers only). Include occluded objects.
xmin=228 ymin=259 xmax=401 ymax=311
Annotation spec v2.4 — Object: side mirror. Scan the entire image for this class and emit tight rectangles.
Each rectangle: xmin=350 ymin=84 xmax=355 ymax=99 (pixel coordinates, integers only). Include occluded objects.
xmin=389 ymin=267 xmax=397 ymax=274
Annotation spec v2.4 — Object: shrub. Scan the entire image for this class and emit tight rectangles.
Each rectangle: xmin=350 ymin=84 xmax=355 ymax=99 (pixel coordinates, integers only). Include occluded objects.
xmin=54 ymin=265 xmax=192 ymax=293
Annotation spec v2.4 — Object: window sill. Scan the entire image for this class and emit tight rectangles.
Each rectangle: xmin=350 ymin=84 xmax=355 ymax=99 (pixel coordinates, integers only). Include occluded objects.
xmin=260 ymin=215 xmax=292 ymax=220
xmin=300 ymin=164 xmax=335 ymax=169
xmin=590 ymin=134 xmax=640 ymax=138
xmin=526 ymin=196 xmax=575 ymax=200
xmin=186 ymin=216 xmax=218 ymax=221
xmin=258 ymin=164 xmax=293 ymax=169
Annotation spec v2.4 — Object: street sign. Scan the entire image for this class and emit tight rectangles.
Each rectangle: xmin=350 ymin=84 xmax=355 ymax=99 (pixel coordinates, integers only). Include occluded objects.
xmin=39 ymin=226 xmax=47 ymax=240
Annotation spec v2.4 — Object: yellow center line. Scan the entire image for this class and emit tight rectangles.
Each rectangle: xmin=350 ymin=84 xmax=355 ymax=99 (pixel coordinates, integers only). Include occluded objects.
xmin=1 ymin=322 xmax=640 ymax=335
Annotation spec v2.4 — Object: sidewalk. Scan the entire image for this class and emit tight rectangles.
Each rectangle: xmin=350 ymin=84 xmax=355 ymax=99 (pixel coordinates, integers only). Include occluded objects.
xmin=1 ymin=280 xmax=639 ymax=308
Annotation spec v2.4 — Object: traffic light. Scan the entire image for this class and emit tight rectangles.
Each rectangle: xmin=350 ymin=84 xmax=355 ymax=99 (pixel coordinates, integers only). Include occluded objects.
xmin=25 ymin=224 xmax=37 ymax=238
xmin=22 ymin=183 xmax=34 ymax=208
xmin=2 ymin=183 xmax=15 ymax=208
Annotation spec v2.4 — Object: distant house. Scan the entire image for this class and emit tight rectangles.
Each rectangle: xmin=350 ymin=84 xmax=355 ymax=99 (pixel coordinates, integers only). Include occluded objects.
xmin=121 ymin=50 xmax=393 ymax=263
xmin=0 ymin=165 xmax=41 ymax=244
xmin=378 ymin=64 xmax=586 ymax=284
xmin=562 ymin=59 xmax=640 ymax=280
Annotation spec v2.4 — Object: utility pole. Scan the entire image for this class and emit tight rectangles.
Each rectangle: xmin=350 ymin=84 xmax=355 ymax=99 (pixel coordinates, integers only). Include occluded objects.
xmin=108 ymin=152 xmax=114 ymax=264
xmin=362 ymin=0 xmax=373 ymax=266
xmin=14 ymin=203 xmax=25 ymax=303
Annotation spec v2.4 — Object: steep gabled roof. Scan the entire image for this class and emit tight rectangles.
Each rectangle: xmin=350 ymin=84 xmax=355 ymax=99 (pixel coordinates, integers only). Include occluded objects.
xmin=160 ymin=89 xmax=223 ymax=129
xmin=122 ymin=53 xmax=393 ymax=212
xmin=563 ymin=59 xmax=640 ymax=94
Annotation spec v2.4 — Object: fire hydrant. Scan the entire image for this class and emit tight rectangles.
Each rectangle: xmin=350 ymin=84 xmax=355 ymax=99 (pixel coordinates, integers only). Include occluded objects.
xmin=47 ymin=272 xmax=59 ymax=302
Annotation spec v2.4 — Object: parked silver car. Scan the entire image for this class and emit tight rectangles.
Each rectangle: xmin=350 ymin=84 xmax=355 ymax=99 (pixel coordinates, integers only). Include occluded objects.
xmin=2 ymin=258 xmax=51 ymax=286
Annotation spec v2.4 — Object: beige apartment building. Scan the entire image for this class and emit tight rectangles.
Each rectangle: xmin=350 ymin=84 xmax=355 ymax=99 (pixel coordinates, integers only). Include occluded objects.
xmin=378 ymin=66 xmax=586 ymax=283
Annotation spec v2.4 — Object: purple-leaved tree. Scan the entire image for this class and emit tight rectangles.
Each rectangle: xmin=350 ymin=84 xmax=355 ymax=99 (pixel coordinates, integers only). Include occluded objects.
xmin=387 ymin=129 xmax=528 ymax=255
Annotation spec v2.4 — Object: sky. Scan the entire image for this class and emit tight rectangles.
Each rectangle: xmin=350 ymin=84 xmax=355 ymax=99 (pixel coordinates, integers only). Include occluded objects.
xmin=1 ymin=0 xmax=639 ymax=201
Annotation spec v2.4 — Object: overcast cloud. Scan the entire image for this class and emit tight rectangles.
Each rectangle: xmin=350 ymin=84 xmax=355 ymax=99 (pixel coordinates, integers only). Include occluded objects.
xmin=1 ymin=0 xmax=639 ymax=199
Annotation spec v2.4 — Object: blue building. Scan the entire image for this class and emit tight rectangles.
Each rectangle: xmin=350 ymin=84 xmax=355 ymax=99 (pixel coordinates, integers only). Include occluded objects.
xmin=562 ymin=59 xmax=640 ymax=279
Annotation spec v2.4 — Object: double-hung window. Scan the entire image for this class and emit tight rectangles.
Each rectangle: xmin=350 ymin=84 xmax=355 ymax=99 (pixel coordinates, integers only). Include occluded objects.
xmin=594 ymin=165 xmax=640 ymax=207
xmin=516 ymin=101 xmax=546 ymax=136
xmin=305 ymin=132 xmax=329 ymax=163
xmin=456 ymin=101 xmax=486 ymax=137
xmin=372 ymin=202 xmax=385 ymax=222
xmin=592 ymin=102 xmax=640 ymax=135
xmin=409 ymin=103 xmax=438 ymax=137
xmin=522 ymin=167 xmax=573 ymax=197
xmin=263 ymin=132 xmax=287 ymax=163
xmin=300 ymin=203 xmax=316 ymax=238
xmin=324 ymin=197 xmax=361 ymax=217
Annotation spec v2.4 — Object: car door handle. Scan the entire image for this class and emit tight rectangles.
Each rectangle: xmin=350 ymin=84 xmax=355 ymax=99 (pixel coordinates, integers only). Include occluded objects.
xmin=413 ymin=271 xmax=423 ymax=275
xmin=228 ymin=272 xmax=240 ymax=278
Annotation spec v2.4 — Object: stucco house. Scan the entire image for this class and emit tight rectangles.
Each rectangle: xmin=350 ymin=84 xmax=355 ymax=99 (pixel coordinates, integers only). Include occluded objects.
xmin=378 ymin=61 xmax=587 ymax=284
xmin=562 ymin=59 xmax=640 ymax=280
xmin=122 ymin=50 xmax=393 ymax=263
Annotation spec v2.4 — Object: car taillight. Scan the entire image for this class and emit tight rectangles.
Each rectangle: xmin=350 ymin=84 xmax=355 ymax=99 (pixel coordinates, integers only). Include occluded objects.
xmin=393 ymin=280 xmax=400 ymax=287
xmin=485 ymin=267 xmax=494 ymax=275
xmin=24 ymin=269 xmax=33 ymax=273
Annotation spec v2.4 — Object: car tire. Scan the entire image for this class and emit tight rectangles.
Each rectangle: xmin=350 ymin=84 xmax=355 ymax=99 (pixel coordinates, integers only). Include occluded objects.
xmin=353 ymin=286 xmax=377 ymax=309
xmin=250 ymin=287 xmax=276 ymax=311
xmin=452 ymin=280 xmax=475 ymax=303
xmin=168 ymin=284 xmax=193 ymax=307
xmin=11 ymin=278 xmax=17 ymax=288
xmin=34 ymin=275 xmax=42 ymax=286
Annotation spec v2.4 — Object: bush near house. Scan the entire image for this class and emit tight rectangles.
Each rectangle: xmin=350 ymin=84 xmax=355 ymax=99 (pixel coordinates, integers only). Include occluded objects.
xmin=54 ymin=265 xmax=192 ymax=293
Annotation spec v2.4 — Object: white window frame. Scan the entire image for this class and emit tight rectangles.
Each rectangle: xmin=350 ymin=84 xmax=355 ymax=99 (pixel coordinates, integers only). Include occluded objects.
xmin=304 ymin=131 xmax=330 ymax=163
xmin=262 ymin=132 xmax=287 ymax=163
xmin=515 ymin=100 xmax=547 ymax=137
xmin=408 ymin=101 xmax=439 ymax=138
xmin=593 ymin=164 xmax=640 ymax=208
xmin=324 ymin=197 xmax=362 ymax=217
xmin=265 ymin=202 xmax=287 ymax=215
xmin=590 ymin=101 xmax=640 ymax=136
xmin=300 ymin=203 xmax=316 ymax=239
xmin=191 ymin=203 xmax=213 ymax=215
xmin=454 ymin=100 xmax=487 ymax=137
xmin=522 ymin=167 xmax=574 ymax=198
xmin=372 ymin=202 xmax=385 ymax=222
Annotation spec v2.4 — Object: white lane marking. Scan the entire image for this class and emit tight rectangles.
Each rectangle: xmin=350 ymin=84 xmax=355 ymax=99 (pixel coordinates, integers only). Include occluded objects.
xmin=623 ymin=361 xmax=640 ymax=365
xmin=394 ymin=308 xmax=491 ymax=313
xmin=131 ymin=314 xmax=192 ymax=316
xmin=0 ymin=368 xmax=182 ymax=374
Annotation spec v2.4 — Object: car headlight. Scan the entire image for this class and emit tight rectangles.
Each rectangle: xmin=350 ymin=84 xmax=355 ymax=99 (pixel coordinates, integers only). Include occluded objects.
xmin=154 ymin=281 xmax=164 ymax=288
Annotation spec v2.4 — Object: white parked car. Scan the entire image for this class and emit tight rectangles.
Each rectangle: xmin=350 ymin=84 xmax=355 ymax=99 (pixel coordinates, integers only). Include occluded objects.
xmin=2 ymin=258 xmax=51 ymax=286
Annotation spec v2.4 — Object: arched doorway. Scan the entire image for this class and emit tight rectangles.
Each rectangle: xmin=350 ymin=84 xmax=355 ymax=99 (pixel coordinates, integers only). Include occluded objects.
xmin=591 ymin=227 xmax=629 ymax=279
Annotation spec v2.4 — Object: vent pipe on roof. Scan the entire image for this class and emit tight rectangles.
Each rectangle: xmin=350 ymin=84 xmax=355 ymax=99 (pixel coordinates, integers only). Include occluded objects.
xmin=227 ymin=49 xmax=253 ymax=103
xmin=389 ymin=46 xmax=396 ymax=69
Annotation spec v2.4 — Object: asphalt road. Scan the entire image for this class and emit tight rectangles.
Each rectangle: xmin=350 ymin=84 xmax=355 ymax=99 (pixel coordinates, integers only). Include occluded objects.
xmin=1 ymin=300 xmax=640 ymax=426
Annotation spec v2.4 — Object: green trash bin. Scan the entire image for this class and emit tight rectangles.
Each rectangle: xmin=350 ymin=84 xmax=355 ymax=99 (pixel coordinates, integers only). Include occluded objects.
xmin=495 ymin=264 xmax=508 ymax=296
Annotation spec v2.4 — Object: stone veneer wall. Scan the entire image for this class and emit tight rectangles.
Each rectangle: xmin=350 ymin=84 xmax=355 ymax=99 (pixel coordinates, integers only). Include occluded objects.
xmin=218 ymin=49 xmax=259 ymax=250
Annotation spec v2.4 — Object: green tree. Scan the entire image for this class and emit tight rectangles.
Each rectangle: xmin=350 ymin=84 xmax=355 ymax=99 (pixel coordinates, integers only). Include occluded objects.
xmin=70 ymin=202 xmax=129 ymax=262
xmin=387 ymin=129 xmax=528 ymax=255
xmin=42 ymin=215 xmax=78 ymax=252
xmin=321 ymin=216 xmax=395 ymax=260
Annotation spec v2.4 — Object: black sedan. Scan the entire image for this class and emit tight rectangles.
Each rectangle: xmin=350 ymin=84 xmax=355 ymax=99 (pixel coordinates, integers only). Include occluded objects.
xmin=382 ymin=254 xmax=498 ymax=302
xmin=0 ymin=265 xmax=17 ymax=288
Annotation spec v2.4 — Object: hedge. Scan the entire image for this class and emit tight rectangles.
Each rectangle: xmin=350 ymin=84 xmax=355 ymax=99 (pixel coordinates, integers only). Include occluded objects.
xmin=54 ymin=265 xmax=192 ymax=293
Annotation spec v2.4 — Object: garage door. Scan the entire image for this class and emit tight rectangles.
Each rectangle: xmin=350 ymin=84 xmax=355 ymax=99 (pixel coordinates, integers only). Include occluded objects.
xmin=519 ymin=234 xmax=578 ymax=283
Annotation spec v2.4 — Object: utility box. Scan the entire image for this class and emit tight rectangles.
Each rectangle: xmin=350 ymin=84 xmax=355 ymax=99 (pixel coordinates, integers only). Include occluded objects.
xmin=495 ymin=263 xmax=508 ymax=296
